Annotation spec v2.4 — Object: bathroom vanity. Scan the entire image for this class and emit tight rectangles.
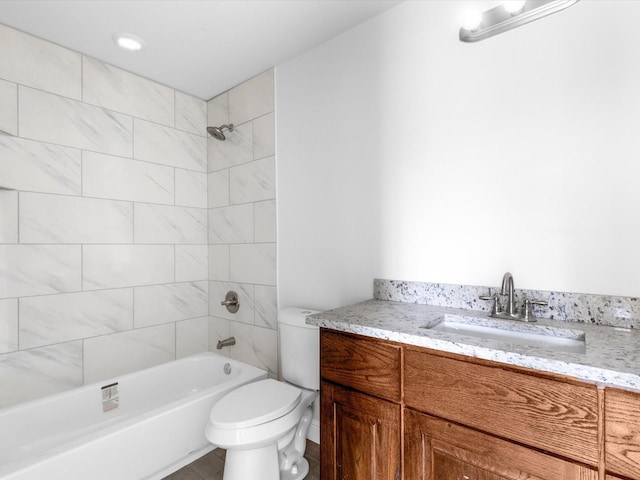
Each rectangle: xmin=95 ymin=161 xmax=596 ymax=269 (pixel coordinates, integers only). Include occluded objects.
xmin=309 ymin=297 xmax=640 ymax=480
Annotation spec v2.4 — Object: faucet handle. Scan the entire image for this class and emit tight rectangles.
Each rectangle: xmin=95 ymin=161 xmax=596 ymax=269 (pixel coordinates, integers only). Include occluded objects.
xmin=479 ymin=294 xmax=501 ymax=315
xmin=522 ymin=299 xmax=548 ymax=321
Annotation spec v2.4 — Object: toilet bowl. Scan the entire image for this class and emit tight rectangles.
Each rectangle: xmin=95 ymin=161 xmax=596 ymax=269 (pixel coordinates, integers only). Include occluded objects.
xmin=206 ymin=379 xmax=316 ymax=480
xmin=205 ymin=308 xmax=320 ymax=480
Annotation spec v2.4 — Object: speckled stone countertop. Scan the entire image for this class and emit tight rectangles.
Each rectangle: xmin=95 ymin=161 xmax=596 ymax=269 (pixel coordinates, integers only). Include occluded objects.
xmin=307 ymin=299 xmax=640 ymax=391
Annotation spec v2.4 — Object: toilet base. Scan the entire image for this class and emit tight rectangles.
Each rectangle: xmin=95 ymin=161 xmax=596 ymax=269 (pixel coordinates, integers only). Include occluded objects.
xmin=223 ymin=444 xmax=279 ymax=480
xmin=280 ymin=457 xmax=309 ymax=480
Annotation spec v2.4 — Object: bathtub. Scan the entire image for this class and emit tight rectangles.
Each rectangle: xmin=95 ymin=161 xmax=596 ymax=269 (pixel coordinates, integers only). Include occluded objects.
xmin=0 ymin=352 xmax=267 ymax=480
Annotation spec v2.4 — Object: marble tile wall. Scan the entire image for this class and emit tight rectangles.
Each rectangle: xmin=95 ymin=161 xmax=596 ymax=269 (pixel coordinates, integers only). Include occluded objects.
xmin=207 ymin=70 xmax=278 ymax=376
xmin=0 ymin=24 xmax=209 ymax=408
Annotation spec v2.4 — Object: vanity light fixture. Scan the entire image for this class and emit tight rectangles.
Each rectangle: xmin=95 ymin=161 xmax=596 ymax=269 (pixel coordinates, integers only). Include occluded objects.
xmin=112 ymin=32 xmax=146 ymax=51
xmin=459 ymin=0 xmax=580 ymax=43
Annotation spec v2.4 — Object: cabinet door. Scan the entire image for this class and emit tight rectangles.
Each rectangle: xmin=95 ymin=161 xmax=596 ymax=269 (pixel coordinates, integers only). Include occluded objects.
xmin=321 ymin=381 xmax=401 ymax=480
xmin=605 ymin=387 xmax=640 ymax=478
xmin=405 ymin=408 xmax=598 ymax=480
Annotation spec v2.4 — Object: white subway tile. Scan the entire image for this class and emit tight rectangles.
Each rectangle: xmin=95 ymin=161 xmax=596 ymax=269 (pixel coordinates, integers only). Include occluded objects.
xmin=20 ymin=192 xmax=133 ymax=244
xmin=230 ymin=156 xmax=276 ymax=204
xmin=19 ymin=87 xmax=132 ymax=156
xmin=255 ymin=285 xmax=277 ymax=330
xmin=208 ymin=170 xmax=229 ymax=208
xmin=253 ymin=112 xmax=275 ymax=160
xmin=83 ymin=245 xmax=174 ymax=290
xmin=83 ymin=324 xmax=175 ymax=384
xmin=230 ymin=243 xmax=277 ymax=286
xmin=0 ymin=245 xmax=81 ymax=298
xmin=0 ymin=79 xmax=17 ymax=136
xmin=208 ymin=245 xmax=230 ymax=281
xmin=0 ymin=298 xmax=18 ymax=354
xmin=207 ymin=122 xmax=252 ymax=172
xmin=209 ymin=281 xmax=254 ymax=325
xmin=0 ymin=24 xmax=81 ymax=100
xmin=0 ymin=341 xmax=83 ymax=408
xmin=0 ymin=136 xmax=81 ymax=194
xmin=176 ymin=245 xmax=208 ymax=282
xmin=83 ymin=57 xmax=174 ymax=126
xmin=83 ymin=151 xmax=174 ymax=204
xmin=229 ymin=69 xmax=274 ymax=125
xmin=135 ymin=204 xmax=207 ymax=244
xmin=254 ymin=200 xmax=277 ymax=243
xmin=175 ymin=169 xmax=207 ymax=208
xmin=134 ymin=281 xmax=208 ymax=328
xmin=207 ymin=92 xmax=229 ymax=127
xmin=175 ymin=91 xmax=207 ymax=135
xmin=229 ymin=322 xmax=277 ymax=376
xmin=134 ymin=119 xmax=207 ymax=172
xmin=177 ymin=316 xmax=209 ymax=359
xmin=208 ymin=204 xmax=253 ymax=244
xmin=0 ymin=190 xmax=18 ymax=243
xmin=19 ymin=289 xmax=134 ymax=349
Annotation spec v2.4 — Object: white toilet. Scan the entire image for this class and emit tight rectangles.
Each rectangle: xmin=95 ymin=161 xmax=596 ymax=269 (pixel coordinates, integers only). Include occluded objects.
xmin=205 ymin=308 xmax=319 ymax=480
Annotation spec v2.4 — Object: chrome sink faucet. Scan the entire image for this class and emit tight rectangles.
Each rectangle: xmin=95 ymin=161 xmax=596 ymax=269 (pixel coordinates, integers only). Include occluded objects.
xmin=501 ymin=272 xmax=516 ymax=316
xmin=480 ymin=272 xmax=547 ymax=322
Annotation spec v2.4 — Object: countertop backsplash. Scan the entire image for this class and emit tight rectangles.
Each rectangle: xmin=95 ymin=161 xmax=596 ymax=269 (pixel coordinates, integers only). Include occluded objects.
xmin=374 ymin=278 xmax=640 ymax=329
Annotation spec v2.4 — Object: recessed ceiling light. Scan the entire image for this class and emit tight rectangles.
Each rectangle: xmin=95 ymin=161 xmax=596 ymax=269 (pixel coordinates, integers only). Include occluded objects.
xmin=112 ymin=32 xmax=146 ymax=51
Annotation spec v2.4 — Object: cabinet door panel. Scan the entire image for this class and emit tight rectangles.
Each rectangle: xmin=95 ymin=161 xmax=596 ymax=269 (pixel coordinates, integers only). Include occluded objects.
xmin=321 ymin=381 xmax=401 ymax=480
xmin=405 ymin=408 xmax=598 ymax=480
xmin=605 ymin=388 xmax=640 ymax=478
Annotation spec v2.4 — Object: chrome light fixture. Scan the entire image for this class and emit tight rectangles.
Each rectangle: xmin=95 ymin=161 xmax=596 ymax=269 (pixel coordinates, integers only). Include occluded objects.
xmin=459 ymin=0 xmax=580 ymax=43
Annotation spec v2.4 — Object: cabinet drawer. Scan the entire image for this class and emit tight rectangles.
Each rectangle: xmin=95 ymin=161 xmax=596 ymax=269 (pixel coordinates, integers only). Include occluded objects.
xmin=404 ymin=349 xmax=599 ymax=466
xmin=320 ymin=330 xmax=401 ymax=402
xmin=405 ymin=409 xmax=598 ymax=480
xmin=605 ymin=388 xmax=640 ymax=478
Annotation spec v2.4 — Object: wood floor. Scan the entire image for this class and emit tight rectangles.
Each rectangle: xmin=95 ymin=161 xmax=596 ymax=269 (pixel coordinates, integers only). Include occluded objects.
xmin=162 ymin=440 xmax=320 ymax=480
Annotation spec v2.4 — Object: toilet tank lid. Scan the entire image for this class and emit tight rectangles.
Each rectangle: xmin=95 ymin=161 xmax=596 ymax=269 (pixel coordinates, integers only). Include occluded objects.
xmin=278 ymin=307 xmax=320 ymax=329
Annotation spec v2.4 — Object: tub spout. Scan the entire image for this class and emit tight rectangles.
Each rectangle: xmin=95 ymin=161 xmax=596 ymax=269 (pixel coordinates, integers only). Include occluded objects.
xmin=216 ymin=337 xmax=236 ymax=350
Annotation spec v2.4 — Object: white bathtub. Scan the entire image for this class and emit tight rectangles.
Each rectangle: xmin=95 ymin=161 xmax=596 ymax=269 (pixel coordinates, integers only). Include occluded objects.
xmin=0 ymin=352 xmax=267 ymax=480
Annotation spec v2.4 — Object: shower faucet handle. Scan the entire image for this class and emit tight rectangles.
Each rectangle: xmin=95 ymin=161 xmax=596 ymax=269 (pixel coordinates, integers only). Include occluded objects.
xmin=221 ymin=291 xmax=240 ymax=313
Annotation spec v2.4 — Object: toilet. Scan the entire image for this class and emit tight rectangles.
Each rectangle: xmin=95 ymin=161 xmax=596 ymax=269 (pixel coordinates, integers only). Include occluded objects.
xmin=205 ymin=308 xmax=319 ymax=480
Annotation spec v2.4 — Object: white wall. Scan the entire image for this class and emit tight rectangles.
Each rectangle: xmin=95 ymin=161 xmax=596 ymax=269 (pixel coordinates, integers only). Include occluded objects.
xmin=277 ymin=0 xmax=640 ymax=310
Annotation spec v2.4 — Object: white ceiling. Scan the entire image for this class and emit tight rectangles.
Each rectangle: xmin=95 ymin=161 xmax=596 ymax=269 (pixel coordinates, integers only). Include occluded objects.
xmin=0 ymin=0 xmax=403 ymax=100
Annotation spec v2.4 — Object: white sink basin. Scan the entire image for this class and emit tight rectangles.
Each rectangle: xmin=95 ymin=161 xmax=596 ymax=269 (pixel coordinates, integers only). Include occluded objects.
xmin=424 ymin=315 xmax=586 ymax=354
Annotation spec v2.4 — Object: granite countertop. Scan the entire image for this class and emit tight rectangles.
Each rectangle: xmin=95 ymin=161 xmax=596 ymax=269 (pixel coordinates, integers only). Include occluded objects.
xmin=307 ymin=299 xmax=640 ymax=391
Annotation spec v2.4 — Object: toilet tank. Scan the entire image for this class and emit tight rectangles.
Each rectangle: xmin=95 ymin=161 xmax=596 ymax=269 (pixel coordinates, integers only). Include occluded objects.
xmin=279 ymin=308 xmax=320 ymax=390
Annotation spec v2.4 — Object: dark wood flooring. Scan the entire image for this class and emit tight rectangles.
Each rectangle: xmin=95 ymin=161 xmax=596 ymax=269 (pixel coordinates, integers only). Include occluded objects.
xmin=162 ymin=440 xmax=320 ymax=480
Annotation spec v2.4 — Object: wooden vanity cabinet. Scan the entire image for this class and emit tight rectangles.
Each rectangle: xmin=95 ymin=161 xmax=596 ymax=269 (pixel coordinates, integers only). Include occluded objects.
xmin=320 ymin=330 xmax=402 ymax=480
xmin=320 ymin=328 xmax=640 ymax=479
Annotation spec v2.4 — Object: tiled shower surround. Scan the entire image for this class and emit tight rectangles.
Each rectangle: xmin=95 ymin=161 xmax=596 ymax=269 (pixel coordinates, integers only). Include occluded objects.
xmin=0 ymin=23 xmax=276 ymax=408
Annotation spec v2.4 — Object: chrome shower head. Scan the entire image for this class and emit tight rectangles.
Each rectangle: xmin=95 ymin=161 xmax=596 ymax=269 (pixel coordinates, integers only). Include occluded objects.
xmin=207 ymin=124 xmax=234 ymax=141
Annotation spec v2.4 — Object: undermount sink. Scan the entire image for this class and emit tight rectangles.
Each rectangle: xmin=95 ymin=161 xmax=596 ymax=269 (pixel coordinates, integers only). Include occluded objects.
xmin=423 ymin=314 xmax=586 ymax=354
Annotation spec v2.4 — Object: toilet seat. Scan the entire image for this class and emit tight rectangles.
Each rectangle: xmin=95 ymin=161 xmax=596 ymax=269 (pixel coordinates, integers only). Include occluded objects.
xmin=209 ymin=379 xmax=302 ymax=429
